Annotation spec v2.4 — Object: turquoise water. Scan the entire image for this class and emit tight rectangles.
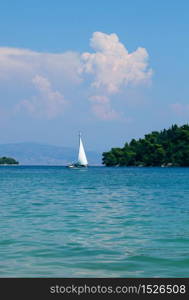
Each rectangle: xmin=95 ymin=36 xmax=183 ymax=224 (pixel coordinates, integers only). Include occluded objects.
xmin=0 ymin=166 xmax=189 ymax=277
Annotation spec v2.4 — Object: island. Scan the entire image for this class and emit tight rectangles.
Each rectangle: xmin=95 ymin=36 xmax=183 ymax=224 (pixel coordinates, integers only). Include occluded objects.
xmin=0 ymin=157 xmax=19 ymax=165
xmin=102 ymin=124 xmax=189 ymax=167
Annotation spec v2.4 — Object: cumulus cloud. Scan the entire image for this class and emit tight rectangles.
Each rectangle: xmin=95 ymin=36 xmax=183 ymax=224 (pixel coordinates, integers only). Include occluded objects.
xmin=81 ymin=32 xmax=152 ymax=94
xmin=0 ymin=32 xmax=152 ymax=120
xmin=19 ymin=75 xmax=67 ymax=118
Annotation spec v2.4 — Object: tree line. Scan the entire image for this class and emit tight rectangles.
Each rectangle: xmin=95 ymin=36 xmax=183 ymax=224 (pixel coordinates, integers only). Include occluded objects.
xmin=0 ymin=157 xmax=19 ymax=165
xmin=102 ymin=124 xmax=189 ymax=167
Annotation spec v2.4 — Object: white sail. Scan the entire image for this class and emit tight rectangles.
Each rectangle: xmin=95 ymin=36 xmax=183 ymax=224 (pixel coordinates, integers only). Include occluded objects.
xmin=78 ymin=133 xmax=88 ymax=166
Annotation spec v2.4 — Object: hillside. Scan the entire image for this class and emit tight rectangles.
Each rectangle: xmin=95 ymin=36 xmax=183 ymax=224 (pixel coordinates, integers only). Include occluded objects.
xmin=102 ymin=124 xmax=189 ymax=167
xmin=0 ymin=143 xmax=101 ymax=165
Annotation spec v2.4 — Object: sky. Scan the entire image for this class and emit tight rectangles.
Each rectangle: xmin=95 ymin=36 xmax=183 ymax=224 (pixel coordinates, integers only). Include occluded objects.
xmin=0 ymin=0 xmax=189 ymax=151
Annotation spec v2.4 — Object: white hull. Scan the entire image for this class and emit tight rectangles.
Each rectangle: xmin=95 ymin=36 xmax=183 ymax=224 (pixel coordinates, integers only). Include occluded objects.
xmin=67 ymin=163 xmax=87 ymax=169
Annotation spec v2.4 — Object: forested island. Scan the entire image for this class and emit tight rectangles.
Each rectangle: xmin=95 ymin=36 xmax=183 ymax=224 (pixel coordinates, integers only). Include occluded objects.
xmin=0 ymin=157 xmax=19 ymax=165
xmin=102 ymin=124 xmax=189 ymax=167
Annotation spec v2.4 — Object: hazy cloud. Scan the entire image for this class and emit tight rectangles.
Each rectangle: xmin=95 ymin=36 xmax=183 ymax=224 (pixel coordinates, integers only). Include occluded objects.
xmin=90 ymin=95 xmax=118 ymax=120
xmin=19 ymin=75 xmax=67 ymax=119
xmin=0 ymin=47 xmax=82 ymax=83
xmin=171 ymin=103 xmax=189 ymax=115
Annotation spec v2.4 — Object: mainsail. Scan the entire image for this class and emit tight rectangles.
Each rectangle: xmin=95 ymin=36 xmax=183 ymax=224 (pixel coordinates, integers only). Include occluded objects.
xmin=78 ymin=133 xmax=88 ymax=166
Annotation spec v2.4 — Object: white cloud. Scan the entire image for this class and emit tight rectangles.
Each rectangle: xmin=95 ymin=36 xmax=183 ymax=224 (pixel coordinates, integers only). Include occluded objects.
xmin=0 ymin=32 xmax=152 ymax=120
xmin=19 ymin=75 xmax=67 ymax=119
xmin=0 ymin=47 xmax=82 ymax=83
xmin=0 ymin=48 xmax=82 ymax=119
xmin=81 ymin=32 xmax=152 ymax=94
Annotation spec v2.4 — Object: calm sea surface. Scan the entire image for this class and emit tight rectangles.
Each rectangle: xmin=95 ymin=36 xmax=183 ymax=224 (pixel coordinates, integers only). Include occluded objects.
xmin=0 ymin=166 xmax=189 ymax=277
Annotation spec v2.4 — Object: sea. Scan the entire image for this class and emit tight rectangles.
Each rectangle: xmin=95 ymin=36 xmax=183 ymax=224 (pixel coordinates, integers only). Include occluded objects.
xmin=0 ymin=166 xmax=189 ymax=277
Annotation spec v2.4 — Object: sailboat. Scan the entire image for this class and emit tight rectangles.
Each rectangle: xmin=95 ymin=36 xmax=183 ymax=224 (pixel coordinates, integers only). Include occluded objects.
xmin=67 ymin=133 xmax=88 ymax=168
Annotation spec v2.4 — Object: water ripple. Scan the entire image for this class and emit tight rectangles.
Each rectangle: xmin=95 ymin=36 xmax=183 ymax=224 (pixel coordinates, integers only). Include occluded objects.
xmin=0 ymin=166 xmax=189 ymax=277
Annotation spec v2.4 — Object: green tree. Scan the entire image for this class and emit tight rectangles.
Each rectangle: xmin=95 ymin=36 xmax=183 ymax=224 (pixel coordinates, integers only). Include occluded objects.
xmin=0 ymin=157 xmax=19 ymax=165
xmin=102 ymin=124 xmax=189 ymax=167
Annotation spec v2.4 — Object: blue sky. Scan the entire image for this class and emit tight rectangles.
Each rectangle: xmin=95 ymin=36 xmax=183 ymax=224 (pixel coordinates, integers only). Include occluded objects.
xmin=0 ymin=0 xmax=189 ymax=151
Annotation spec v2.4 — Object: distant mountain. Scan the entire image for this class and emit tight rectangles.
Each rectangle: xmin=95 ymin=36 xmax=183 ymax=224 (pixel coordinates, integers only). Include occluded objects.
xmin=0 ymin=143 xmax=101 ymax=165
